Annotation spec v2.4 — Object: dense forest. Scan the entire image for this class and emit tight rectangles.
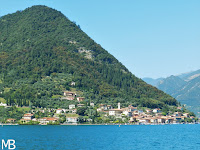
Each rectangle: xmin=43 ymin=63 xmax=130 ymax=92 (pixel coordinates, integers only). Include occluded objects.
xmin=0 ymin=5 xmax=178 ymax=110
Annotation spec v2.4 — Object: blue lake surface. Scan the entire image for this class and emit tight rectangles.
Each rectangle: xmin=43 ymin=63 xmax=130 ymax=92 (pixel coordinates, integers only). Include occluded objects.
xmin=1 ymin=124 xmax=200 ymax=150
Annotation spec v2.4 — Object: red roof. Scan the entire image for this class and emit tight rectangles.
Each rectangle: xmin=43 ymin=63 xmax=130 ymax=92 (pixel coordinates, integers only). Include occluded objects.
xmin=24 ymin=113 xmax=34 ymax=117
xmin=20 ymin=118 xmax=31 ymax=121
xmin=47 ymin=118 xmax=58 ymax=121
xmin=42 ymin=117 xmax=58 ymax=121
xmin=7 ymin=118 xmax=16 ymax=121
xmin=100 ymin=104 xmax=106 ymax=106
xmin=109 ymin=109 xmax=123 ymax=111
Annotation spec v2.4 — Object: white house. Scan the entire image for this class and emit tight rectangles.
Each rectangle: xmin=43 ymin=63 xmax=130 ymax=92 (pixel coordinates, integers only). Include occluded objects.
xmin=165 ymin=117 xmax=174 ymax=124
xmin=64 ymin=91 xmax=76 ymax=97
xmin=146 ymin=109 xmax=152 ymax=113
xmin=56 ymin=109 xmax=63 ymax=114
xmin=138 ymin=110 xmax=144 ymax=114
xmin=153 ymin=108 xmax=161 ymax=113
xmin=174 ymin=112 xmax=182 ymax=117
xmin=109 ymin=109 xmax=123 ymax=117
xmin=138 ymin=118 xmax=151 ymax=124
xmin=99 ymin=104 xmax=107 ymax=110
xmin=183 ymin=113 xmax=189 ymax=118
xmin=128 ymin=105 xmax=137 ymax=112
xmin=122 ymin=108 xmax=132 ymax=117
xmin=32 ymin=118 xmax=38 ymax=122
xmin=71 ymin=109 xmax=77 ymax=113
xmin=77 ymin=104 xmax=85 ymax=107
xmin=157 ymin=117 xmax=166 ymax=123
xmin=38 ymin=117 xmax=58 ymax=125
xmin=122 ymin=110 xmax=132 ymax=117
xmin=23 ymin=113 xmax=34 ymax=120
xmin=77 ymin=97 xmax=85 ymax=102
xmin=63 ymin=91 xmax=76 ymax=100
xmin=150 ymin=117 xmax=158 ymax=124
xmin=6 ymin=118 xmax=16 ymax=123
xmin=0 ymin=102 xmax=7 ymax=107
xmin=69 ymin=104 xmax=75 ymax=109
xmin=90 ymin=102 xmax=94 ymax=107
xmin=38 ymin=118 xmax=48 ymax=124
xmin=71 ymin=82 xmax=76 ymax=86
xmin=66 ymin=117 xmax=78 ymax=124
xmin=107 ymin=105 xmax=113 ymax=110
xmin=173 ymin=117 xmax=182 ymax=123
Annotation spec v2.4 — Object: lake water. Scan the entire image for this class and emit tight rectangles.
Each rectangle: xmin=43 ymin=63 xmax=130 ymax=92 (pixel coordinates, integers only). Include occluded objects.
xmin=1 ymin=124 xmax=200 ymax=150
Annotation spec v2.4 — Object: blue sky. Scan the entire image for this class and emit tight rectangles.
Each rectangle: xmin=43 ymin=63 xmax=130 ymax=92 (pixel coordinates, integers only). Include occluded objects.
xmin=1 ymin=0 xmax=200 ymax=79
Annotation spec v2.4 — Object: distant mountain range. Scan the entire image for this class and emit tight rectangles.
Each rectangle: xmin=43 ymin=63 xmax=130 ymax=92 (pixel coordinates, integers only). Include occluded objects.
xmin=143 ymin=69 xmax=200 ymax=116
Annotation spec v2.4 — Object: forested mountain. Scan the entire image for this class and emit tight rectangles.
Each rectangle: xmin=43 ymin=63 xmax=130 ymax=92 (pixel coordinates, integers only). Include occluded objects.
xmin=143 ymin=70 xmax=200 ymax=115
xmin=0 ymin=5 xmax=178 ymax=110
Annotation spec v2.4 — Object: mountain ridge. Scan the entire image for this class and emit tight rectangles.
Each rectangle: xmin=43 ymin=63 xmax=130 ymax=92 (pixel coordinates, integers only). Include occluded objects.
xmin=0 ymin=5 xmax=178 ymax=110
xmin=143 ymin=69 xmax=200 ymax=115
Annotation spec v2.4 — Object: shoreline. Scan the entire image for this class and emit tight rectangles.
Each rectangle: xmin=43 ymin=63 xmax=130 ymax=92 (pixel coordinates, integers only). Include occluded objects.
xmin=1 ymin=122 xmax=199 ymax=126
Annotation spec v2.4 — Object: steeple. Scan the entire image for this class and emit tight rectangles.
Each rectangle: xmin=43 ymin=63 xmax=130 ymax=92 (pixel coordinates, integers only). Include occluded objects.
xmin=118 ymin=102 xmax=120 ymax=109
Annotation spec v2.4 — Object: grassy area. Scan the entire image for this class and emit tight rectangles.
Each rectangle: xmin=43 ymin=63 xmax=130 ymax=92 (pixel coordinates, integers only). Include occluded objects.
xmin=66 ymin=113 xmax=79 ymax=117
xmin=0 ymin=97 xmax=6 ymax=103
xmin=4 ymin=88 xmax=11 ymax=92
xmin=70 ymin=88 xmax=83 ymax=96
xmin=17 ymin=107 xmax=31 ymax=112
xmin=52 ymin=95 xmax=62 ymax=99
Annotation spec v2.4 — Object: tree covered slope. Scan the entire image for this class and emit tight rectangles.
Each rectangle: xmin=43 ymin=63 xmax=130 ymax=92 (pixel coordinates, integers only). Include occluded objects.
xmin=0 ymin=5 xmax=177 ymax=109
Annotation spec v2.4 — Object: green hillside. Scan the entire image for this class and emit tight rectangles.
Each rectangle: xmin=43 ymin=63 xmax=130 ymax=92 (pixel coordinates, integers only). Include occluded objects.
xmin=0 ymin=5 xmax=177 ymax=109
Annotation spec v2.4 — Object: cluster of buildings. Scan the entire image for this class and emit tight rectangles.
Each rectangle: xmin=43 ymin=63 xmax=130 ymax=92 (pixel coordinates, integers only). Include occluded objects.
xmin=16 ymin=112 xmax=60 ymax=125
xmin=5 ymin=103 xmax=84 ymax=125
xmin=61 ymin=91 xmax=85 ymax=102
xmin=6 ymin=112 xmax=77 ymax=125
xmin=130 ymin=111 xmax=194 ymax=124
xmin=3 ymin=90 xmax=197 ymax=125
xmin=97 ymin=103 xmax=195 ymax=124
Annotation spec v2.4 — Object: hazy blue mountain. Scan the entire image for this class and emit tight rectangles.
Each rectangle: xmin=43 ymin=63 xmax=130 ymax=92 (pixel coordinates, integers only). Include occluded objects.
xmin=157 ymin=75 xmax=187 ymax=95
xmin=174 ymin=76 xmax=200 ymax=104
xmin=176 ymin=71 xmax=193 ymax=80
xmin=142 ymin=77 xmax=164 ymax=86
xmin=145 ymin=70 xmax=200 ymax=115
xmin=179 ymin=69 xmax=200 ymax=81
xmin=175 ymin=76 xmax=200 ymax=115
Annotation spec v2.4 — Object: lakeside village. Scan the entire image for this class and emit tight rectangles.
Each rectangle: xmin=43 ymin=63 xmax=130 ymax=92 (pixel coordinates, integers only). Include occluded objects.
xmin=0 ymin=91 xmax=198 ymax=125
